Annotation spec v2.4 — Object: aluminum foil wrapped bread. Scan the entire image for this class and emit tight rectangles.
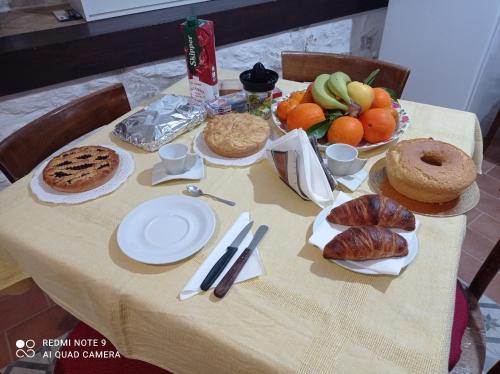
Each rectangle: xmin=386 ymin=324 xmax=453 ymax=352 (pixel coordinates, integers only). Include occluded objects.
xmin=113 ymin=95 xmax=206 ymax=151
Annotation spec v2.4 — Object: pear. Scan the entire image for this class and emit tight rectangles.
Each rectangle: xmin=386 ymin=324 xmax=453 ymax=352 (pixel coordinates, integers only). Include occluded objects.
xmin=347 ymin=81 xmax=374 ymax=113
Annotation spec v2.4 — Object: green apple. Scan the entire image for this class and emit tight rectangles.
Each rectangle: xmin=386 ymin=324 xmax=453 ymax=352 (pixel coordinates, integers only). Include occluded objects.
xmin=347 ymin=81 xmax=374 ymax=113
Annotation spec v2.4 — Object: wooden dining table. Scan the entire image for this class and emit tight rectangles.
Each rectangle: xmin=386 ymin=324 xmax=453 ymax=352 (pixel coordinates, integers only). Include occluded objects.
xmin=0 ymin=69 xmax=483 ymax=373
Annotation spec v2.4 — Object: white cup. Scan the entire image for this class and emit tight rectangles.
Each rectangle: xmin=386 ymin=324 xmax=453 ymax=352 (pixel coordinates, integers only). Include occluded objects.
xmin=159 ymin=144 xmax=197 ymax=175
xmin=325 ymin=143 xmax=367 ymax=177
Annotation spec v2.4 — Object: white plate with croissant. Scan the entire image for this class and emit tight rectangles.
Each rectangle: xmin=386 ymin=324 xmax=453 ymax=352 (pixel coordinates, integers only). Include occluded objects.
xmin=309 ymin=192 xmax=419 ymax=276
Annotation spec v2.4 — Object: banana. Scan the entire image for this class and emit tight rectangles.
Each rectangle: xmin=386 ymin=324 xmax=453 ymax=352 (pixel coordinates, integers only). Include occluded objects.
xmin=328 ymin=72 xmax=351 ymax=104
xmin=312 ymin=74 xmax=349 ymax=111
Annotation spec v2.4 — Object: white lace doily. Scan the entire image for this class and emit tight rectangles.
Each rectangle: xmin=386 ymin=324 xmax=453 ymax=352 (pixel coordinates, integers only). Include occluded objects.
xmin=30 ymin=144 xmax=134 ymax=204
xmin=192 ymin=132 xmax=270 ymax=167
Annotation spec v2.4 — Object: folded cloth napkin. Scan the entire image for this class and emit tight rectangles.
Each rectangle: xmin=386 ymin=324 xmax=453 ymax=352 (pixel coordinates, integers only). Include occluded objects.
xmin=179 ymin=212 xmax=264 ymax=300
xmin=266 ymin=129 xmax=335 ymax=208
xmin=309 ymin=192 xmax=420 ymax=276
xmin=334 ymin=169 xmax=368 ymax=192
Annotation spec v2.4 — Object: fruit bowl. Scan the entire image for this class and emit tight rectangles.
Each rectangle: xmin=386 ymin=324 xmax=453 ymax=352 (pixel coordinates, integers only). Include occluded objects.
xmin=271 ymin=98 xmax=410 ymax=152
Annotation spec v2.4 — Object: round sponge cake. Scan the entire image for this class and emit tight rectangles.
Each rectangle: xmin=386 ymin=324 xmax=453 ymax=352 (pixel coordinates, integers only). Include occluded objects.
xmin=386 ymin=138 xmax=476 ymax=203
xmin=203 ymin=113 xmax=270 ymax=158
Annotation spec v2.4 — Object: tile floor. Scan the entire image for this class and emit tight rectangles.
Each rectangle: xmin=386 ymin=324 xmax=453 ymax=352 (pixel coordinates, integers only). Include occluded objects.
xmin=459 ymin=134 xmax=500 ymax=303
xmin=0 ymin=135 xmax=499 ymax=371
xmin=0 ymin=284 xmax=78 ymax=369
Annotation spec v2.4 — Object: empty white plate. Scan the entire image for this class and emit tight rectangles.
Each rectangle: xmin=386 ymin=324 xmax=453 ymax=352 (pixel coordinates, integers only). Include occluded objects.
xmin=117 ymin=195 xmax=216 ymax=264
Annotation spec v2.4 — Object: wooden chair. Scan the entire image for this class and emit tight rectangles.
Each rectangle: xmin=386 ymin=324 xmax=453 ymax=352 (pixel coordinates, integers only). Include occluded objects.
xmin=488 ymin=360 xmax=500 ymax=374
xmin=0 ymin=83 xmax=131 ymax=183
xmin=483 ymin=107 xmax=500 ymax=152
xmin=450 ymin=238 xmax=500 ymax=373
xmin=281 ymin=51 xmax=410 ymax=98
xmin=0 ymin=83 xmax=130 ymax=299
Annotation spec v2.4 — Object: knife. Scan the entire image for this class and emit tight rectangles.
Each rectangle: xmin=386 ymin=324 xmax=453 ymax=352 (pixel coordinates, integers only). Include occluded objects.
xmin=214 ymin=225 xmax=269 ymax=298
xmin=309 ymin=135 xmax=337 ymax=190
xmin=200 ymin=221 xmax=254 ymax=291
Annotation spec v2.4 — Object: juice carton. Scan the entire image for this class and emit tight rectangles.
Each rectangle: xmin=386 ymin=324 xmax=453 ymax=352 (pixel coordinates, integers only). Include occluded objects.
xmin=181 ymin=16 xmax=219 ymax=102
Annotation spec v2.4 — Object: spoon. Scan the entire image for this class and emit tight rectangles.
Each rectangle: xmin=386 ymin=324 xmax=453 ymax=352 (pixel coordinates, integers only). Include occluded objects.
xmin=186 ymin=185 xmax=236 ymax=206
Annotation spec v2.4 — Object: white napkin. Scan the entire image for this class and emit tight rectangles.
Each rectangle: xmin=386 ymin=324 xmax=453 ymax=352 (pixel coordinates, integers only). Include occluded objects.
xmin=266 ymin=129 xmax=335 ymax=208
xmin=309 ymin=192 xmax=419 ymax=276
xmin=334 ymin=169 xmax=368 ymax=192
xmin=179 ymin=212 xmax=264 ymax=300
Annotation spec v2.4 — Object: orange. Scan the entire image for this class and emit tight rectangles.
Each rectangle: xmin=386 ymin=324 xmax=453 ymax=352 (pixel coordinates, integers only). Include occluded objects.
xmin=287 ymin=103 xmax=326 ymax=131
xmin=371 ymin=88 xmax=392 ymax=109
xmin=300 ymin=84 xmax=314 ymax=103
xmin=359 ymin=108 xmax=396 ymax=143
xmin=276 ymin=98 xmax=299 ymax=121
xmin=327 ymin=116 xmax=364 ymax=146
xmin=290 ymin=90 xmax=305 ymax=103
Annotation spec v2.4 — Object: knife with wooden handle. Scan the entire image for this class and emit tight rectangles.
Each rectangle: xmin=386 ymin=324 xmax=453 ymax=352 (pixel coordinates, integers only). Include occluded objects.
xmin=200 ymin=221 xmax=253 ymax=291
xmin=214 ymin=225 xmax=268 ymax=299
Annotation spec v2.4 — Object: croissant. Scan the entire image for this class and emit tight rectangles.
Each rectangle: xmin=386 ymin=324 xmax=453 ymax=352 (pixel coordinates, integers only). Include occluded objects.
xmin=323 ymin=226 xmax=408 ymax=261
xmin=327 ymin=194 xmax=415 ymax=231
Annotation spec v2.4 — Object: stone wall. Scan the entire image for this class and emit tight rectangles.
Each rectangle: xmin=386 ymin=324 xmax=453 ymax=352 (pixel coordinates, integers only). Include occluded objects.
xmin=0 ymin=8 xmax=387 ymax=189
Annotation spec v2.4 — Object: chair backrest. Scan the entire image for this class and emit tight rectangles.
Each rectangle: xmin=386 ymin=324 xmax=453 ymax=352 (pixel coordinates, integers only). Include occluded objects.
xmin=488 ymin=360 xmax=499 ymax=374
xmin=468 ymin=238 xmax=500 ymax=300
xmin=281 ymin=51 xmax=410 ymax=98
xmin=483 ymin=107 xmax=499 ymax=151
xmin=0 ymin=84 xmax=131 ymax=183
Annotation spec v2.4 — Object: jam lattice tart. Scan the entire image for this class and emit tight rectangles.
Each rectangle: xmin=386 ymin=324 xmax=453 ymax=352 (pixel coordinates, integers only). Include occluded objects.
xmin=42 ymin=146 xmax=119 ymax=193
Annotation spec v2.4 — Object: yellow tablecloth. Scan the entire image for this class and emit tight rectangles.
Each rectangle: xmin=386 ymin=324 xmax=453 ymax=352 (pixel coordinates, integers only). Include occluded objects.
xmin=0 ymin=69 xmax=483 ymax=373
